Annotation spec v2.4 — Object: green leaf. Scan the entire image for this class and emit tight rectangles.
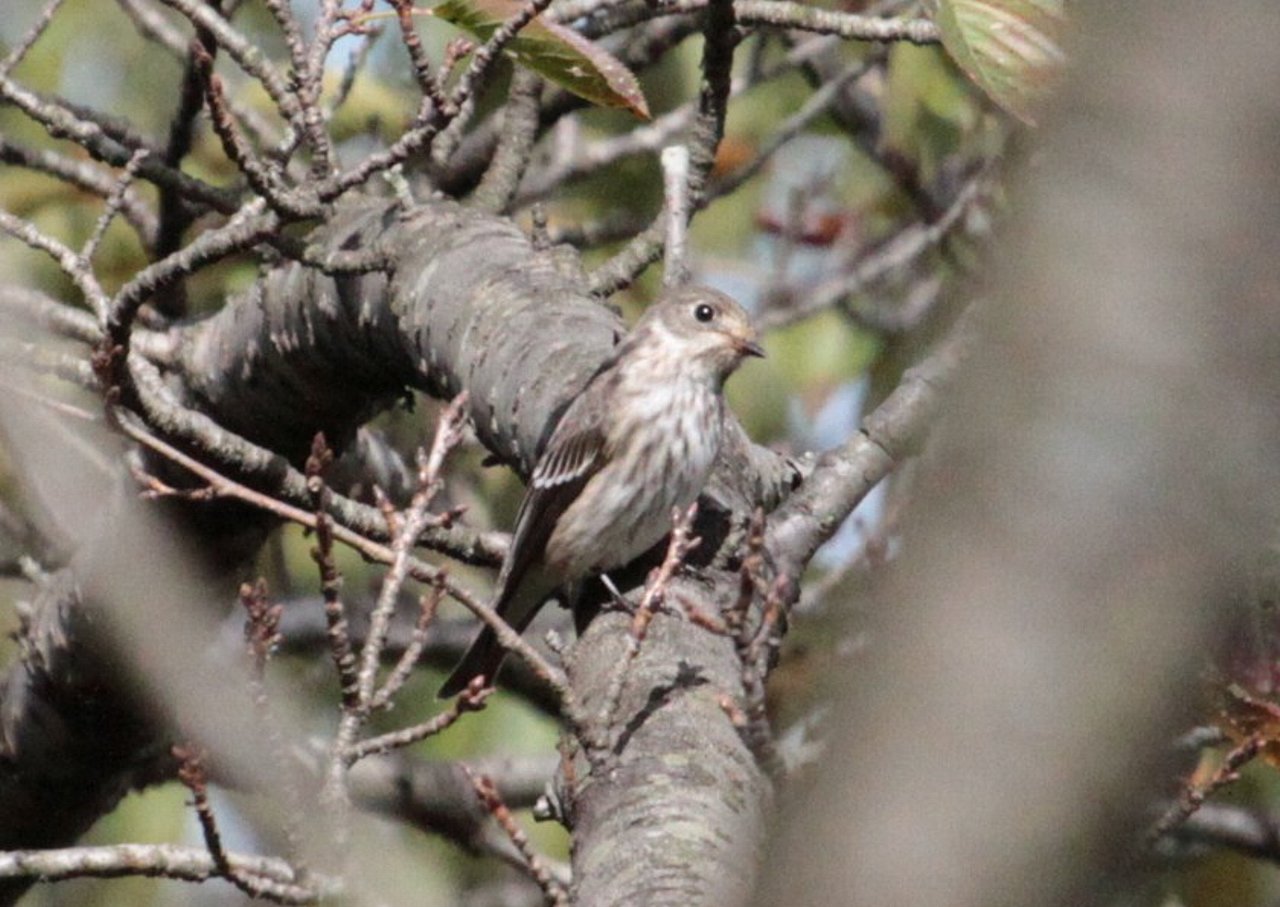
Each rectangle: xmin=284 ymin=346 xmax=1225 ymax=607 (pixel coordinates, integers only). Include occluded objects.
xmin=934 ymin=0 xmax=1066 ymax=124
xmin=432 ymin=0 xmax=651 ymax=119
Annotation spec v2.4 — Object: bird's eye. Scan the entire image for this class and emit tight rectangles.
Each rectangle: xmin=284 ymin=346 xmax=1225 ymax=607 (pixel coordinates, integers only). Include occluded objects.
xmin=694 ymin=303 xmax=715 ymax=323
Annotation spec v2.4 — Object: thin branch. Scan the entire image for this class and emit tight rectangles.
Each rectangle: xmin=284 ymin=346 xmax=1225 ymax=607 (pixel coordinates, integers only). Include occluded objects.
xmin=113 ymin=404 xmax=566 ymax=698
xmin=514 ymin=30 xmax=846 ymax=207
xmin=297 ymin=0 xmax=341 ymax=177
xmin=126 ymin=354 xmax=504 ymax=565
xmin=1159 ymin=802 xmax=1280 ymax=866
xmin=0 ymin=285 xmax=102 ymax=345
xmin=1148 ymin=736 xmax=1267 ymax=844
xmin=589 ymin=505 xmax=700 ymax=762
xmin=370 ymin=578 xmax=447 ymax=710
xmin=106 ymin=202 xmax=278 ymax=385
xmin=157 ymin=0 xmax=303 ymax=130
xmin=260 ymin=0 xmax=332 ymax=178
xmin=0 ymin=210 xmax=110 ymax=320
xmin=0 ymin=845 xmax=336 ymax=899
xmin=710 ymin=52 xmax=876 ymax=206
xmin=81 ymin=149 xmax=148 ymax=264
xmin=0 ymin=0 xmax=69 ymax=79
xmin=0 ymin=71 xmax=240 ymax=214
xmin=116 ymin=0 xmax=189 ymax=57
xmin=463 ymin=767 xmax=570 ymax=907
xmin=388 ymin=0 xmax=448 ymax=115
xmin=194 ymin=45 xmax=306 ymax=217
xmin=765 ymin=302 xmax=976 ymax=576
xmin=349 ymin=680 xmax=491 ymax=762
xmin=588 ymin=0 xmax=737 ymax=295
xmin=652 ymin=0 xmax=941 ymax=44
xmin=432 ymin=0 xmax=558 ymax=165
xmin=660 ymin=144 xmax=692 ymax=288
xmin=307 ymin=437 xmax=361 ymax=708
xmin=0 ymin=138 xmax=158 ymax=245
xmin=761 ymin=167 xmax=993 ymax=329
xmin=353 ymin=396 xmax=468 ymax=711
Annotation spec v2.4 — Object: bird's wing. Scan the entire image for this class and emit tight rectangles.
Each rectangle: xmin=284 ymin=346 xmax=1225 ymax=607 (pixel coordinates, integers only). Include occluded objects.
xmin=493 ymin=389 xmax=611 ymax=622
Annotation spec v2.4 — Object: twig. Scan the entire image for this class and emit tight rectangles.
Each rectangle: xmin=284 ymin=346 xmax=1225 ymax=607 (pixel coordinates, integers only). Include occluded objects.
xmin=432 ymin=0 xmax=558 ymax=165
xmin=306 ymin=435 xmax=360 ymax=707
xmin=588 ymin=0 xmax=737 ymax=295
xmin=107 ymin=201 xmax=277 ymax=382
xmin=654 ymin=0 xmax=941 ymax=44
xmin=0 ymin=0 xmax=69 ymax=79
xmin=765 ymin=303 xmax=977 ymax=576
xmin=126 ymin=353 xmax=504 ymax=565
xmin=589 ymin=505 xmax=700 ymax=761
xmin=350 ymin=679 xmax=491 ymax=761
xmin=388 ymin=0 xmax=449 ymax=115
xmin=354 ymin=395 xmax=468 ymax=710
xmin=762 ymin=167 xmax=993 ymax=329
xmin=174 ymin=745 xmax=318 ymax=904
xmin=370 ymin=578 xmax=447 ymax=710
xmin=156 ymin=0 xmax=303 ymax=130
xmin=1148 ymin=735 xmax=1267 ymax=844
xmin=81 ymin=149 xmax=148 ymax=264
xmin=235 ymin=579 xmax=309 ymax=863
xmin=463 ymin=766 xmax=570 ymax=907
xmin=660 ymin=145 xmax=692 ymax=288
xmin=0 ymin=844 xmax=336 ymax=898
xmin=0 ymin=69 xmax=241 ymax=214
xmin=195 ymin=45 xmax=300 ymax=216
xmin=0 ymin=137 xmax=158 ymax=245
xmin=0 ymin=210 xmax=110 ymax=320
xmin=324 ymin=395 xmax=470 ymax=809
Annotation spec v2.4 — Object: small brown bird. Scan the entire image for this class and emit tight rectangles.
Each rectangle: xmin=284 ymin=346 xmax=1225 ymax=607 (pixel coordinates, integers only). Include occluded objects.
xmin=439 ymin=286 xmax=763 ymax=696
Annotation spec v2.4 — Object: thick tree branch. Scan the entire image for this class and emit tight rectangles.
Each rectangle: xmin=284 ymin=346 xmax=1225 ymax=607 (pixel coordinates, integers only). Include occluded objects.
xmin=766 ymin=305 xmax=974 ymax=576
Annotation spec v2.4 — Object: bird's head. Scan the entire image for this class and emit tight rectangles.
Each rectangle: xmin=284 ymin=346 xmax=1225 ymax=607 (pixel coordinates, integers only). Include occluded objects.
xmin=637 ymin=286 xmax=765 ymax=385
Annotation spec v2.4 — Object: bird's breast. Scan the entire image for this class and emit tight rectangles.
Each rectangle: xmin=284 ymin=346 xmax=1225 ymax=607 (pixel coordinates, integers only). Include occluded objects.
xmin=546 ymin=378 xmax=723 ymax=577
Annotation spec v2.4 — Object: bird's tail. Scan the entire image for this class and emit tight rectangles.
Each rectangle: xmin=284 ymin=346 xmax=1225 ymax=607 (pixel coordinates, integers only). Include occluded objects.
xmin=438 ymin=566 xmax=558 ymax=698
xmin=438 ymin=625 xmax=505 ymax=698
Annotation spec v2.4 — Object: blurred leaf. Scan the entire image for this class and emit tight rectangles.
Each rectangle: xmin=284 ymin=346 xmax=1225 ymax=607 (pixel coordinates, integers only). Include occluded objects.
xmin=934 ymin=0 xmax=1066 ymax=124
xmin=431 ymin=0 xmax=650 ymax=119
xmin=882 ymin=44 xmax=977 ymax=177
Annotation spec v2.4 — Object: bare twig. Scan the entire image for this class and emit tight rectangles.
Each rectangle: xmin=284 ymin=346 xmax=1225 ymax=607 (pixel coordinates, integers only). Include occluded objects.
xmin=432 ymin=0 xmax=558 ymax=165
xmin=175 ymin=745 xmax=317 ymax=904
xmin=0 ymin=0 xmax=69 ymax=79
xmin=1148 ymin=735 xmax=1267 ymax=844
xmin=660 ymin=144 xmax=692 ymax=288
xmin=81 ymin=149 xmax=148 ymax=264
xmin=323 ymin=395 xmax=470 ymax=810
xmin=762 ymin=167 xmax=993 ymax=329
xmin=306 ymin=435 xmax=360 ymax=707
xmin=589 ymin=505 xmax=701 ymax=761
xmin=0 ymin=138 xmax=158 ymax=245
xmin=588 ymin=0 xmax=737 ymax=295
xmin=370 ymin=578 xmax=447 ymax=710
xmin=463 ymin=766 xmax=570 ymax=907
xmin=0 ymin=210 xmax=110 ymax=320
xmin=0 ymin=844 xmax=336 ymax=898
xmin=157 ymin=0 xmax=303 ymax=129
xmin=126 ymin=354 xmax=504 ymax=565
xmin=350 ymin=679 xmax=491 ymax=762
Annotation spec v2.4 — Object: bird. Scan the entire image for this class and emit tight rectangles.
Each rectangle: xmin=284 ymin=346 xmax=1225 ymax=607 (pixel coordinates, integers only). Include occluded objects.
xmin=438 ymin=286 xmax=764 ymax=696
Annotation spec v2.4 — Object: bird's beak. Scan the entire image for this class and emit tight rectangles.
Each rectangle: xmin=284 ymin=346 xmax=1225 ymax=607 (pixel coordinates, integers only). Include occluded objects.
xmin=737 ymin=334 xmax=766 ymax=359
